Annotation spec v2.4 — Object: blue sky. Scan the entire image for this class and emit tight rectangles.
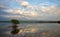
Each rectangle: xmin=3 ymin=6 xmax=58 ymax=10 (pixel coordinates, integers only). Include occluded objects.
xmin=0 ymin=0 xmax=60 ymax=21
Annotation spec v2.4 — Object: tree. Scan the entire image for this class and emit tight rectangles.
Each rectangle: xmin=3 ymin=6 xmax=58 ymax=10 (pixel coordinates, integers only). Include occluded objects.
xmin=10 ymin=19 xmax=20 ymax=35
xmin=11 ymin=19 xmax=20 ymax=24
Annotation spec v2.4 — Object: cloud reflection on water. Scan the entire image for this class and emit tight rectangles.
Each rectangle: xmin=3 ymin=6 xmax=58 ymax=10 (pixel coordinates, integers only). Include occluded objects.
xmin=0 ymin=23 xmax=60 ymax=37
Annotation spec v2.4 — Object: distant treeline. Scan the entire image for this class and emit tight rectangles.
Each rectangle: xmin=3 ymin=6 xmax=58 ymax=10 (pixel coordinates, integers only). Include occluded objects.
xmin=0 ymin=21 xmax=60 ymax=23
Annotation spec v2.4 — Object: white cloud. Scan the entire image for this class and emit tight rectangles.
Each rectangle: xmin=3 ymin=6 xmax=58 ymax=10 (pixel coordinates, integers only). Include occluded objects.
xmin=3 ymin=4 xmax=60 ymax=21
xmin=3 ymin=9 xmax=39 ymax=18
xmin=1 ymin=15 xmax=21 ymax=18
xmin=20 ymin=1 xmax=29 ymax=7
xmin=19 ymin=1 xmax=35 ymax=10
xmin=40 ymin=6 xmax=55 ymax=12
xmin=40 ymin=5 xmax=60 ymax=15
xmin=4 ymin=9 xmax=24 ymax=14
xmin=1 ymin=0 xmax=60 ymax=21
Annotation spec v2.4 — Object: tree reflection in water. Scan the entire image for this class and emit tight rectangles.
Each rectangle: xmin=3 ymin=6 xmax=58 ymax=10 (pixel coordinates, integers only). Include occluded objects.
xmin=10 ymin=19 xmax=20 ymax=35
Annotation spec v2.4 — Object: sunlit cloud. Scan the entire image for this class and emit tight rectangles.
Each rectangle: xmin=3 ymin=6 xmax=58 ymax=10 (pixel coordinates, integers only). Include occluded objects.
xmin=2 ymin=8 xmax=39 ymax=20
xmin=19 ymin=1 xmax=35 ymax=10
xmin=4 ymin=9 xmax=24 ymax=14
xmin=3 ymin=5 xmax=60 ymax=21
xmin=20 ymin=1 xmax=29 ymax=7
xmin=19 ymin=1 xmax=60 ymax=16
xmin=0 ymin=0 xmax=60 ymax=21
xmin=4 ymin=9 xmax=39 ymax=17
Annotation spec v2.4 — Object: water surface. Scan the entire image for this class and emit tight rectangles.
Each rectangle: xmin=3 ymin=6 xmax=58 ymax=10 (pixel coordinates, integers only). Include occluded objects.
xmin=0 ymin=22 xmax=60 ymax=37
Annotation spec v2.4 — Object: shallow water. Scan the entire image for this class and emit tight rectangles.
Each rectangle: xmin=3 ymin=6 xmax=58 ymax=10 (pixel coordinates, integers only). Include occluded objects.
xmin=0 ymin=22 xmax=60 ymax=37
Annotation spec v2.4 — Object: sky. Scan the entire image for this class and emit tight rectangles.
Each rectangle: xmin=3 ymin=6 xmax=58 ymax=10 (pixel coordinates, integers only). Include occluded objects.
xmin=0 ymin=0 xmax=60 ymax=21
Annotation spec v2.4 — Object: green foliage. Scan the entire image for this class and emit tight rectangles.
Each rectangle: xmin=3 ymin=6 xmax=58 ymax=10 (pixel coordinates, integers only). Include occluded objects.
xmin=11 ymin=19 xmax=20 ymax=24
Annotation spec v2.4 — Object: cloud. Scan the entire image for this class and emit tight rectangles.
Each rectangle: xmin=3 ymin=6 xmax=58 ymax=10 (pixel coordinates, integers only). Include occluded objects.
xmin=4 ymin=9 xmax=39 ymax=16
xmin=3 ymin=9 xmax=22 ymax=14
xmin=40 ymin=5 xmax=55 ymax=12
xmin=20 ymin=1 xmax=29 ymax=7
xmin=3 ymin=9 xmax=39 ymax=20
xmin=3 ymin=2 xmax=60 ymax=21
xmin=0 ymin=15 xmax=21 ymax=19
xmin=19 ymin=1 xmax=60 ymax=16
xmin=0 ymin=0 xmax=60 ymax=21
xmin=19 ymin=1 xmax=35 ymax=10
xmin=39 ymin=4 xmax=60 ymax=16
xmin=0 ymin=4 xmax=7 ymax=9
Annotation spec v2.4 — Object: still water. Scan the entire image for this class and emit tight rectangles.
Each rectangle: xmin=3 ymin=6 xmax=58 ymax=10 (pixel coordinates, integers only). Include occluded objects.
xmin=0 ymin=22 xmax=60 ymax=37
